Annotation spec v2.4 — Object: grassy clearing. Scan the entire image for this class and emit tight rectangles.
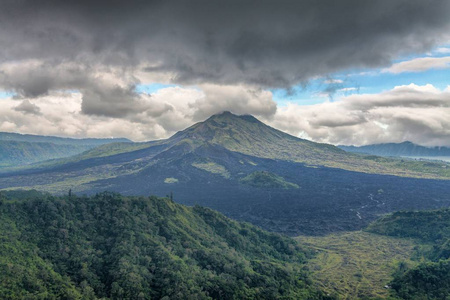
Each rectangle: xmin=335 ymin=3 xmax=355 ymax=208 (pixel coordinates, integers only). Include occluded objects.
xmin=296 ymin=231 xmax=417 ymax=299
xmin=192 ymin=161 xmax=230 ymax=179
xmin=164 ymin=177 xmax=179 ymax=184
xmin=239 ymin=171 xmax=299 ymax=189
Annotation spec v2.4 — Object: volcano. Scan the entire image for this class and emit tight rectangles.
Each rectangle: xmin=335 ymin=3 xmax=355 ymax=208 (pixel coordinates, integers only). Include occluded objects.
xmin=1 ymin=111 xmax=450 ymax=235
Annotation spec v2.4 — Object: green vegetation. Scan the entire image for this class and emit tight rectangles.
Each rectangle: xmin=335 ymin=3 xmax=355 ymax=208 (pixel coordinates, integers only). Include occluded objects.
xmin=367 ymin=209 xmax=450 ymax=240
xmin=0 ymin=190 xmax=328 ymax=299
xmin=366 ymin=209 xmax=450 ymax=299
xmin=0 ymin=133 xmax=131 ymax=169
xmin=71 ymin=142 xmax=150 ymax=160
xmin=367 ymin=209 xmax=450 ymax=260
xmin=1 ymin=168 xmax=131 ymax=195
xmin=240 ymin=171 xmax=299 ymax=189
xmin=296 ymin=232 xmax=417 ymax=299
xmin=391 ymin=260 xmax=450 ymax=299
xmin=164 ymin=177 xmax=179 ymax=184
xmin=0 ymin=140 xmax=92 ymax=167
xmin=358 ymin=154 xmax=450 ymax=179
xmin=10 ymin=141 xmax=153 ymax=172
xmin=295 ymin=208 xmax=450 ymax=299
xmin=192 ymin=161 xmax=231 ymax=179
xmin=0 ymin=132 xmax=130 ymax=146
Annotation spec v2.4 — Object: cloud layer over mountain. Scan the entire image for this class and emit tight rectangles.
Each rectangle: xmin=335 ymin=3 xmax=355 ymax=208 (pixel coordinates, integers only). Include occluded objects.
xmin=1 ymin=0 xmax=450 ymax=145
xmin=272 ymin=84 xmax=450 ymax=147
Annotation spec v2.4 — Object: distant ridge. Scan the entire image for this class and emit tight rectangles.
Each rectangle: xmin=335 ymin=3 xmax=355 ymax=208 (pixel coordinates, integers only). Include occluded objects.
xmin=0 ymin=132 xmax=132 ymax=167
xmin=0 ymin=131 xmax=131 ymax=145
xmin=339 ymin=141 xmax=450 ymax=157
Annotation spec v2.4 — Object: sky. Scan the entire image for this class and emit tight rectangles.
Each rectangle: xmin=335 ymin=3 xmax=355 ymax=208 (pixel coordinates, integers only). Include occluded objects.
xmin=1 ymin=0 xmax=450 ymax=146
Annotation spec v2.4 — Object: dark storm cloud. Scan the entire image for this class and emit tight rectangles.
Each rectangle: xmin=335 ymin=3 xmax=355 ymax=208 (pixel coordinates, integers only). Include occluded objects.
xmin=80 ymin=84 xmax=142 ymax=118
xmin=0 ymin=61 xmax=92 ymax=98
xmin=2 ymin=0 xmax=450 ymax=143
xmin=1 ymin=0 xmax=450 ymax=93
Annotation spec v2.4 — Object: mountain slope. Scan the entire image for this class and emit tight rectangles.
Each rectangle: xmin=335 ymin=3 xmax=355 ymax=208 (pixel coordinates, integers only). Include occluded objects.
xmin=169 ymin=112 xmax=450 ymax=178
xmin=0 ymin=132 xmax=132 ymax=168
xmin=296 ymin=231 xmax=417 ymax=299
xmin=366 ymin=208 xmax=450 ymax=299
xmin=0 ymin=132 xmax=131 ymax=146
xmin=4 ymin=112 xmax=450 ymax=178
xmin=0 ymin=140 xmax=93 ymax=167
xmin=0 ymin=190 xmax=326 ymax=299
xmin=1 ymin=112 xmax=450 ymax=236
xmin=339 ymin=141 xmax=450 ymax=158
xmin=294 ymin=208 xmax=450 ymax=299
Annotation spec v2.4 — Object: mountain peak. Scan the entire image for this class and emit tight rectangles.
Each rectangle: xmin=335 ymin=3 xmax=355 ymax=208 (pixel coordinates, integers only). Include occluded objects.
xmin=169 ymin=110 xmax=313 ymax=158
xmin=213 ymin=110 xmax=234 ymax=116
xmin=207 ymin=111 xmax=260 ymax=123
xmin=172 ymin=111 xmax=266 ymax=142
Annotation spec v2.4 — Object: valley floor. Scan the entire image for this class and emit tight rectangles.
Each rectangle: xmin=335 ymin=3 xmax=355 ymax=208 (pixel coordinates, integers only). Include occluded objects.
xmin=296 ymin=231 xmax=417 ymax=299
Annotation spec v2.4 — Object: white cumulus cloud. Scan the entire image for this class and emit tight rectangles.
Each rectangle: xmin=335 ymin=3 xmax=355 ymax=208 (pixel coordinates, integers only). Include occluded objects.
xmin=266 ymin=84 xmax=450 ymax=147
xmin=0 ymin=84 xmax=277 ymax=142
xmin=384 ymin=56 xmax=450 ymax=73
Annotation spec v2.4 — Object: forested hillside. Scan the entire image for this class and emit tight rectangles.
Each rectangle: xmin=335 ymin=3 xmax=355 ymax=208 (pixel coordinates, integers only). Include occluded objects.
xmin=339 ymin=141 xmax=450 ymax=158
xmin=0 ymin=132 xmax=130 ymax=146
xmin=0 ymin=132 xmax=131 ymax=168
xmin=0 ymin=190 xmax=328 ymax=300
xmin=0 ymin=141 xmax=92 ymax=167
xmin=367 ymin=209 xmax=450 ymax=299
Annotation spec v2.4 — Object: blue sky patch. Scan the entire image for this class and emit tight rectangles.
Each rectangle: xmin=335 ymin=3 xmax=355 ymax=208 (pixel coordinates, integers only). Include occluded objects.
xmin=0 ymin=91 xmax=16 ymax=99
xmin=135 ymin=83 xmax=178 ymax=95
